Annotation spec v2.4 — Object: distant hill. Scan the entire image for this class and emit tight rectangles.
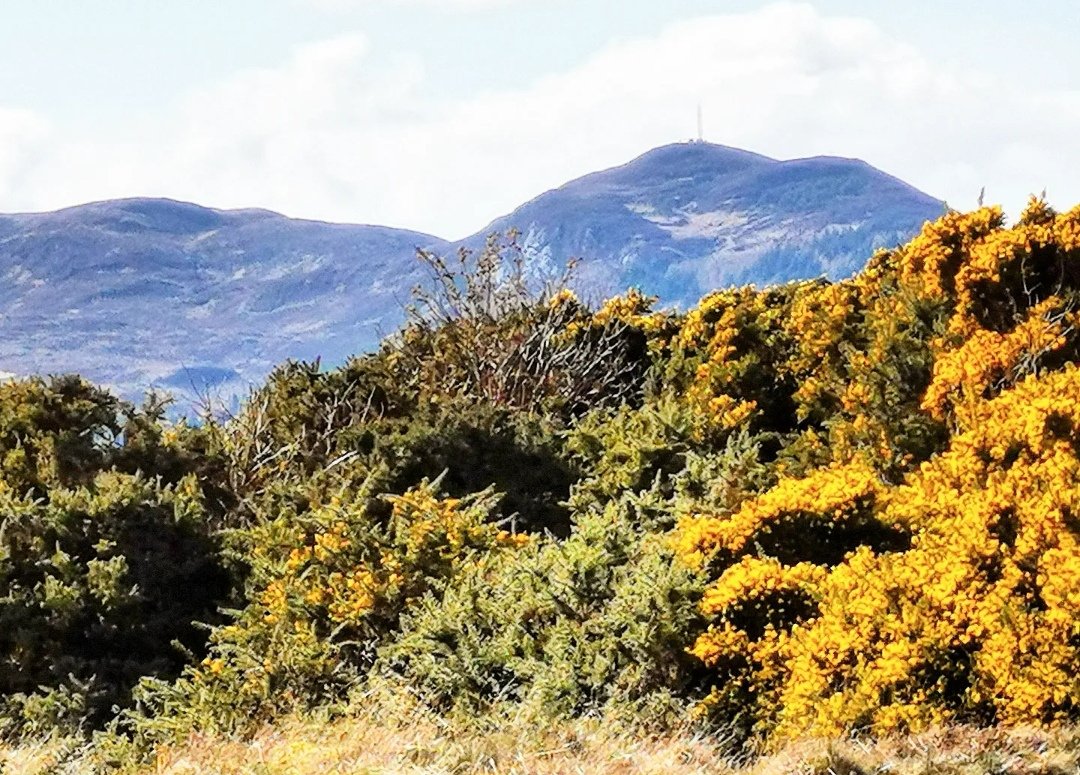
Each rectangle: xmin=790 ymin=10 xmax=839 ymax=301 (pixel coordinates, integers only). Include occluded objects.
xmin=0 ymin=199 xmax=445 ymax=398
xmin=461 ymin=142 xmax=944 ymax=305
xmin=0 ymin=143 xmax=943 ymax=400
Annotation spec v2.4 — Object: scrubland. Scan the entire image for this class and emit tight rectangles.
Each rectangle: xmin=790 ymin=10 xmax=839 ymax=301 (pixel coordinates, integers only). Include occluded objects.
xmin=3 ymin=203 xmax=1080 ymax=772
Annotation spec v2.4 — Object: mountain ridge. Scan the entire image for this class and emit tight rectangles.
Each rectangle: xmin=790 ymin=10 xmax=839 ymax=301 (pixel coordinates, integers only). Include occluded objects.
xmin=0 ymin=142 xmax=944 ymax=400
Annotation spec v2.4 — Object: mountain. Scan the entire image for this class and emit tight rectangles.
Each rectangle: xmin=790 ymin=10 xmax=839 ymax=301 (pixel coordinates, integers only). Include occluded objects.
xmin=0 ymin=142 xmax=943 ymax=401
xmin=461 ymin=142 xmax=944 ymax=305
xmin=0 ymin=198 xmax=445 ymax=398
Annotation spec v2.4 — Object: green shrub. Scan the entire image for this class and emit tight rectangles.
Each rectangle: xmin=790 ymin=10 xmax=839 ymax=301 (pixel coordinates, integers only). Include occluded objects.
xmin=374 ymin=494 xmax=708 ymax=727
xmin=348 ymin=401 xmax=579 ymax=535
xmin=370 ymin=402 xmax=779 ymax=727
xmin=0 ymin=472 xmax=230 ymax=733
xmin=124 ymin=479 xmax=526 ymax=741
xmin=0 ymin=375 xmax=121 ymax=495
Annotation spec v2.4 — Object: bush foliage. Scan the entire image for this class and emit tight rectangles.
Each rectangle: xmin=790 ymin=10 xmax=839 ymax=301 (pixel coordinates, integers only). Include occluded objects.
xmin=4 ymin=206 xmax=1080 ymax=753
xmin=0 ymin=380 xmax=231 ymax=733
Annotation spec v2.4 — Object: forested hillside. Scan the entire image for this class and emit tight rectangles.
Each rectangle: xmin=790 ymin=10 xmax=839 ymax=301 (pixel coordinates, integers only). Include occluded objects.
xmin=2 ymin=200 xmax=1080 ymax=772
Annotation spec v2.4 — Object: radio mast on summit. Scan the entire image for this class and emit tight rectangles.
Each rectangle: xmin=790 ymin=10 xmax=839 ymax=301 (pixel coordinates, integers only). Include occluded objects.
xmin=696 ymin=104 xmax=704 ymax=143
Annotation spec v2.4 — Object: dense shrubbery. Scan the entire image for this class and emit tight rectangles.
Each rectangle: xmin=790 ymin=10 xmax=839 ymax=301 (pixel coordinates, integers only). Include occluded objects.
xmin=0 ymin=380 xmax=231 ymax=733
xmin=4 ymin=204 xmax=1080 ymax=759
xmin=679 ymin=200 xmax=1080 ymax=742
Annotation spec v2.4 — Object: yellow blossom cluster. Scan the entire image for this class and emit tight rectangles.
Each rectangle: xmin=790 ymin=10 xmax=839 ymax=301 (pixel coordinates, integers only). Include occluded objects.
xmin=250 ymin=484 xmax=529 ymax=635
xmin=922 ymin=297 xmax=1077 ymax=419
xmin=389 ymin=488 xmax=498 ymax=561
xmin=698 ymin=556 xmax=827 ymax=620
xmin=778 ymin=366 xmax=1080 ymax=737
xmin=325 ymin=568 xmax=379 ymax=624
xmin=784 ymin=281 xmax=860 ymax=413
xmin=562 ymin=287 xmax=673 ymax=343
xmin=546 ymin=288 xmax=579 ymax=309
xmin=682 ymin=365 xmax=1080 ymax=742
xmin=899 ymin=200 xmax=1080 ymax=421
xmin=892 ymin=206 xmax=1006 ymax=296
xmin=704 ymin=394 xmax=758 ymax=431
xmin=591 ymin=288 xmax=660 ymax=329
xmin=689 ymin=558 xmax=828 ymax=727
xmin=676 ymin=202 xmax=1080 ymax=741
xmin=673 ymin=461 xmax=883 ymax=568
xmin=667 ymin=287 xmax=793 ymax=434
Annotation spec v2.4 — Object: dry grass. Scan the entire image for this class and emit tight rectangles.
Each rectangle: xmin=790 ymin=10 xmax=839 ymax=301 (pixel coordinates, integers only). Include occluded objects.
xmin=3 ymin=715 xmax=1079 ymax=774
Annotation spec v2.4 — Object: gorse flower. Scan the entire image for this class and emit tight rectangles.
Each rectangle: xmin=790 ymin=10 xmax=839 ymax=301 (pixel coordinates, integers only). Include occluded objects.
xmin=678 ymin=203 xmax=1080 ymax=743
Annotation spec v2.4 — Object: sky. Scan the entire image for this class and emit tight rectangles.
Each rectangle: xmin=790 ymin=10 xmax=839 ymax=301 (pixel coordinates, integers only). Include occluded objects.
xmin=0 ymin=0 xmax=1077 ymax=240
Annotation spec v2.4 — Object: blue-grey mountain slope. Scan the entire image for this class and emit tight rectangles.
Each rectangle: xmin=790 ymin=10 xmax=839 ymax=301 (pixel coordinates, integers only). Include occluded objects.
xmin=0 ymin=198 xmax=444 ymax=398
xmin=0 ymin=142 xmax=943 ymax=402
xmin=460 ymin=142 xmax=944 ymax=305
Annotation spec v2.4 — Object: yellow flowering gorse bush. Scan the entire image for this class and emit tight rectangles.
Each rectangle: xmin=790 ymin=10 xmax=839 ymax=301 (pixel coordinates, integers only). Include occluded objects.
xmin=678 ymin=201 xmax=1080 ymax=744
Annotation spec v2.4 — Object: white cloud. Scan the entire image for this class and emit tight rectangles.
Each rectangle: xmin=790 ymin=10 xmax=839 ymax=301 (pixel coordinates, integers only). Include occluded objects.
xmin=4 ymin=2 xmax=1080 ymax=237
xmin=0 ymin=108 xmax=51 ymax=207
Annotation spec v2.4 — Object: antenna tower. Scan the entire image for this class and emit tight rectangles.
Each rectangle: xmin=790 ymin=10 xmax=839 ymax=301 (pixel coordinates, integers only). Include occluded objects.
xmin=696 ymin=104 xmax=704 ymax=143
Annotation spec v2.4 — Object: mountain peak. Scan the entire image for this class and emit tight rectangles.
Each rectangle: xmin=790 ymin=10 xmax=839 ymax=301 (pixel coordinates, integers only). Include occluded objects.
xmin=19 ymin=197 xmax=232 ymax=237
xmin=467 ymin=141 xmax=943 ymax=302
xmin=631 ymin=141 xmax=777 ymax=167
xmin=571 ymin=142 xmax=775 ymax=192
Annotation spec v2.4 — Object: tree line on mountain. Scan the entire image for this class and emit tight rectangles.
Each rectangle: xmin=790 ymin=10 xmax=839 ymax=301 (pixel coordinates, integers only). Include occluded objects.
xmin=2 ymin=203 xmax=1080 ymax=762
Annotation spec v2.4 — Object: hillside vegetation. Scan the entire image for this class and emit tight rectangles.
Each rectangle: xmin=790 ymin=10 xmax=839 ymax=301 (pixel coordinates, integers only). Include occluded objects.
xmin=2 ymin=201 xmax=1080 ymax=771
